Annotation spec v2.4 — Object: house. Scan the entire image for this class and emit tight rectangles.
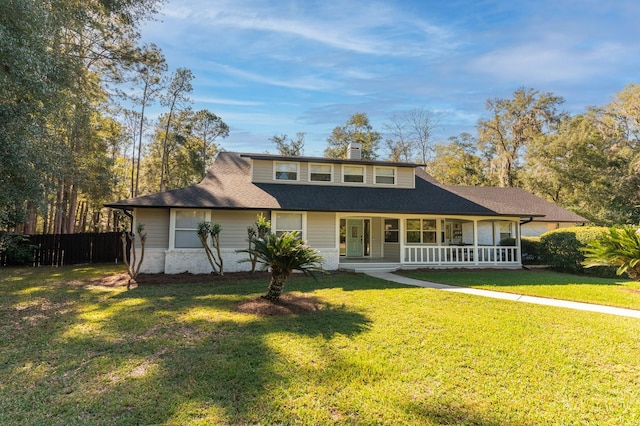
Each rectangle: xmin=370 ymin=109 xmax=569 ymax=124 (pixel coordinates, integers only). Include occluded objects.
xmin=442 ymin=186 xmax=587 ymax=237
xmin=106 ymin=144 xmax=588 ymax=273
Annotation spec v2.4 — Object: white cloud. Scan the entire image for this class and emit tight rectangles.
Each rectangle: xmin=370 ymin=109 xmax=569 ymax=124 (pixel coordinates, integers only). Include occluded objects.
xmin=192 ymin=96 xmax=263 ymax=107
xmin=159 ymin=0 xmax=456 ymax=58
xmin=206 ymin=62 xmax=338 ymax=92
xmin=471 ymin=37 xmax=629 ymax=84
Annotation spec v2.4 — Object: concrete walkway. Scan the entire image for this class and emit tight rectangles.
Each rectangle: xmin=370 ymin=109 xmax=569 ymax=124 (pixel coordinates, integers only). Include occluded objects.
xmin=364 ymin=271 xmax=640 ymax=319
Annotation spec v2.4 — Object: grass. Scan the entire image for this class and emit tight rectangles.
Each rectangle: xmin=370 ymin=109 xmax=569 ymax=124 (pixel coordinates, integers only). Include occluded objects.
xmin=397 ymin=269 xmax=640 ymax=310
xmin=1 ymin=265 xmax=640 ymax=425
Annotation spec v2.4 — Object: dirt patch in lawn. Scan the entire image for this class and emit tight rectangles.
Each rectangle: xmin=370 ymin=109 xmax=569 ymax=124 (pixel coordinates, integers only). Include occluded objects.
xmin=236 ymin=293 xmax=324 ymax=316
xmin=78 ymin=270 xmax=329 ymax=315
xmin=80 ymin=271 xmax=274 ymax=288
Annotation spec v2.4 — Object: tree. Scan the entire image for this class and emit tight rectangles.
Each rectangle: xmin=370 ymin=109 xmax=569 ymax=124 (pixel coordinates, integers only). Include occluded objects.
xmin=426 ymin=133 xmax=488 ymax=185
xmin=197 ymin=221 xmax=223 ymax=276
xmin=270 ymin=132 xmax=305 ymax=156
xmin=582 ymin=227 xmax=640 ymax=281
xmin=0 ymin=0 xmax=162 ymax=231
xmin=241 ymin=232 xmax=324 ymax=302
xmin=385 ymin=108 xmax=440 ymax=164
xmin=121 ymin=222 xmax=147 ymax=289
xmin=189 ymin=110 xmax=229 ymax=177
xmin=143 ymin=109 xmax=226 ymax=191
xmin=125 ymin=43 xmax=167 ymax=197
xmin=524 ymin=110 xmax=640 ymax=225
xmin=324 ymin=113 xmax=381 ymax=159
xmin=246 ymin=213 xmax=271 ymax=274
xmin=477 ymin=87 xmax=565 ymax=187
xmin=159 ymin=68 xmax=193 ymax=192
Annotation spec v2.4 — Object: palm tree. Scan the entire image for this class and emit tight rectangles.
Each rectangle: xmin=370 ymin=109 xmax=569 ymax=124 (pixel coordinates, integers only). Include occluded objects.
xmin=241 ymin=231 xmax=325 ymax=301
xmin=582 ymin=226 xmax=640 ymax=281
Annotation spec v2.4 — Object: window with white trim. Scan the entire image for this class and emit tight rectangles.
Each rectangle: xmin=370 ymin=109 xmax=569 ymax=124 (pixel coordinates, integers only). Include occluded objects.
xmin=384 ymin=219 xmax=399 ymax=243
xmin=375 ymin=167 xmax=396 ymax=185
xmin=174 ymin=210 xmax=207 ymax=248
xmin=309 ymin=163 xmax=332 ymax=182
xmin=343 ymin=165 xmax=365 ymax=183
xmin=274 ymin=162 xmax=299 ymax=181
xmin=274 ymin=212 xmax=304 ymax=238
xmin=406 ymin=218 xmax=437 ymax=244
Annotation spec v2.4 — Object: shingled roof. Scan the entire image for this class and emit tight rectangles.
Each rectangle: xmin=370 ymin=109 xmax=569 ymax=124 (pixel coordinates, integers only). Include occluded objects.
xmin=105 ymin=151 xmax=586 ymax=221
xmin=444 ymin=185 xmax=588 ymax=223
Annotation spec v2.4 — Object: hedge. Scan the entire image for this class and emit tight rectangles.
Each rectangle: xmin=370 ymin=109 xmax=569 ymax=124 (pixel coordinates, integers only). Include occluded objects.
xmin=539 ymin=226 xmax=618 ymax=277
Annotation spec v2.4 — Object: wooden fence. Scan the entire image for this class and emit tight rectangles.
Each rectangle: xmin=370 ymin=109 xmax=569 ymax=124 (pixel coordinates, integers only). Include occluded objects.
xmin=25 ymin=232 xmax=127 ymax=267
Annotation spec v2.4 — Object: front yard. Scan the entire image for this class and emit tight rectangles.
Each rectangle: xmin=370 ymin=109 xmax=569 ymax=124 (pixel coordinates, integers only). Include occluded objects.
xmin=1 ymin=265 xmax=639 ymax=425
xmin=398 ymin=269 xmax=640 ymax=310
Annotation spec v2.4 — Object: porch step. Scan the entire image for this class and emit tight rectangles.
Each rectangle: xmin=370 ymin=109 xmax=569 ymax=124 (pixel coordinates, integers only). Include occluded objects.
xmin=339 ymin=264 xmax=400 ymax=273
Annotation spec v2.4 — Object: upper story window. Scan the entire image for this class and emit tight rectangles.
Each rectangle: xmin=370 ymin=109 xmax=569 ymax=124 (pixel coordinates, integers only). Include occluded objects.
xmin=375 ymin=167 xmax=396 ymax=185
xmin=274 ymin=162 xmax=299 ymax=181
xmin=174 ymin=209 xmax=207 ymax=248
xmin=309 ymin=163 xmax=333 ymax=182
xmin=343 ymin=165 xmax=365 ymax=183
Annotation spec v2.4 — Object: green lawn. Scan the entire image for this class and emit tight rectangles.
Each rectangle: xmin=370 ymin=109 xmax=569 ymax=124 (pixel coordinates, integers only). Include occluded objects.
xmin=2 ymin=265 xmax=640 ymax=425
xmin=398 ymin=269 xmax=640 ymax=310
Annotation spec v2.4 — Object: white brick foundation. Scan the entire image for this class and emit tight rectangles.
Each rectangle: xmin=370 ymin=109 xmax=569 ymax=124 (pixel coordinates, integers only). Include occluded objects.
xmin=133 ymin=247 xmax=340 ymax=275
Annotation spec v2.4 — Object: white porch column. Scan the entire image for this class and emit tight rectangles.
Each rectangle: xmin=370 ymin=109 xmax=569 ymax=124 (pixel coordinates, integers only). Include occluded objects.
xmin=473 ymin=219 xmax=479 ymax=266
xmin=399 ymin=217 xmax=405 ymax=265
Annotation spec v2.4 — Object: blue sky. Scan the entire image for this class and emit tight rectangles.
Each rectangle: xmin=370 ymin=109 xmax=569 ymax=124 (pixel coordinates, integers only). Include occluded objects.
xmin=138 ymin=0 xmax=640 ymax=157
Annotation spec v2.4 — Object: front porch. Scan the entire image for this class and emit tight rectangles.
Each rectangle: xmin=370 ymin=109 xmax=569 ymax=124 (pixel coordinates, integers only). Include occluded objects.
xmin=337 ymin=214 xmax=522 ymax=272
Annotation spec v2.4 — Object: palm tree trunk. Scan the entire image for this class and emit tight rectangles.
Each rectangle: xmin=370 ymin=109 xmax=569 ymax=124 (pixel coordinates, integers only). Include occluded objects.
xmin=263 ymin=270 xmax=289 ymax=302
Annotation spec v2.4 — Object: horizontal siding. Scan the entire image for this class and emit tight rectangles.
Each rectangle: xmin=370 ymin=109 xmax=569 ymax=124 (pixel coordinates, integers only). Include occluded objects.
xmin=397 ymin=167 xmax=415 ymax=188
xmin=383 ymin=243 xmax=401 ymax=261
xmin=252 ymin=159 xmax=273 ymax=183
xmin=371 ymin=217 xmax=382 ymax=258
xmin=307 ymin=212 xmax=336 ymax=248
xmin=135 ymin=208 xmax=169 ymax=249
xmin=251 ymin=158 xmax=415 ymax=188
xmin=215 ymin=210 xmax=269 ymax=248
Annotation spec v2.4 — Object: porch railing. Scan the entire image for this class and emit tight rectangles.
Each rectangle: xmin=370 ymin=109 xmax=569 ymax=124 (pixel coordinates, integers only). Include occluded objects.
xmin=403 ymin=245 xmax=519 ymax=266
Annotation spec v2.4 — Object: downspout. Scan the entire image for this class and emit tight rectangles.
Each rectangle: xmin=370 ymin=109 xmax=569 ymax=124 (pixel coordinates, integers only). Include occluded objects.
xmin=122 ymin=209 xmax=134 ymax=230
xmin=519 ymin=217 xmax=534 ymax=269
xmin=520 ymin=216 xmax=534 ymax=226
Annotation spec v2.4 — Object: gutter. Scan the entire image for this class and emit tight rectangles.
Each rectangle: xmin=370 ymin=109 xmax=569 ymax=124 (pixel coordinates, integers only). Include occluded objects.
xmin=520 ymin=216 xmax=534 ymax=226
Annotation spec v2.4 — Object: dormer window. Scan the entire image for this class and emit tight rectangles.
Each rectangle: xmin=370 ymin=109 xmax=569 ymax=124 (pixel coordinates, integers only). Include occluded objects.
xmin=274 ymin=162 xmax=299 ymax=181
xmin=343 ymin=165 xmax=365 ymax=183
xmin=309 ymin=163 xmax=333 ymax=182
xmin=375 ymin=167 xmax=396 ymax=185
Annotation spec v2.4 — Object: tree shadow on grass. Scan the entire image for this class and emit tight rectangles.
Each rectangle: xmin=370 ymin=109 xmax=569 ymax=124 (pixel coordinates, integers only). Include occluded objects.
xmin=1 ymin=278 xmax=373 ymax=425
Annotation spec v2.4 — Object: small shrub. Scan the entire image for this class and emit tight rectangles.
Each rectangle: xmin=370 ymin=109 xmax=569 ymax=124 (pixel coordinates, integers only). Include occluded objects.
xmin=582 ymin=226 xmax=640 ymax=281
xmin=540 ymin=227 xmax=617 ymax=276
xmin=499 ymin=237 xmax=516 ymax=246
xmin=521 ymin=237 xmax=542 ymax=264
xmin=0 ymin=233 xmax=34 ymax=266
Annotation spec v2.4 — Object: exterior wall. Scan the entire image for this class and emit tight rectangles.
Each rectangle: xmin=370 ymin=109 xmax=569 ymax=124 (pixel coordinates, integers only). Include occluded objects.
xmin=251 ymin=159 xmax=274 ymax=183
xmin=371 ymin=217 xmax=383 ymax=258
xmin=317 ymin=248 xmax=340 ymax=271
xmin=215 ymin=209 xmax=269 ymax=248
xmin=164 ymin=248 xmax=253 ymax=274
xmin=521 ymin=221 xmax=577 ymax=237
xmin=163 ymin=247 xmax=340 ymax=273
xmin=134 ymin=248 xmax=166 ymax=274
xmin=251 ymin=158 xmax=415 ymax=188
xmin=134 ymin=208 xmax=169 ymax=248
xmin=383 ymin=243 xmax=401 ymax=261
xmin=307 ymin=212 xmax=336 ymax=248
